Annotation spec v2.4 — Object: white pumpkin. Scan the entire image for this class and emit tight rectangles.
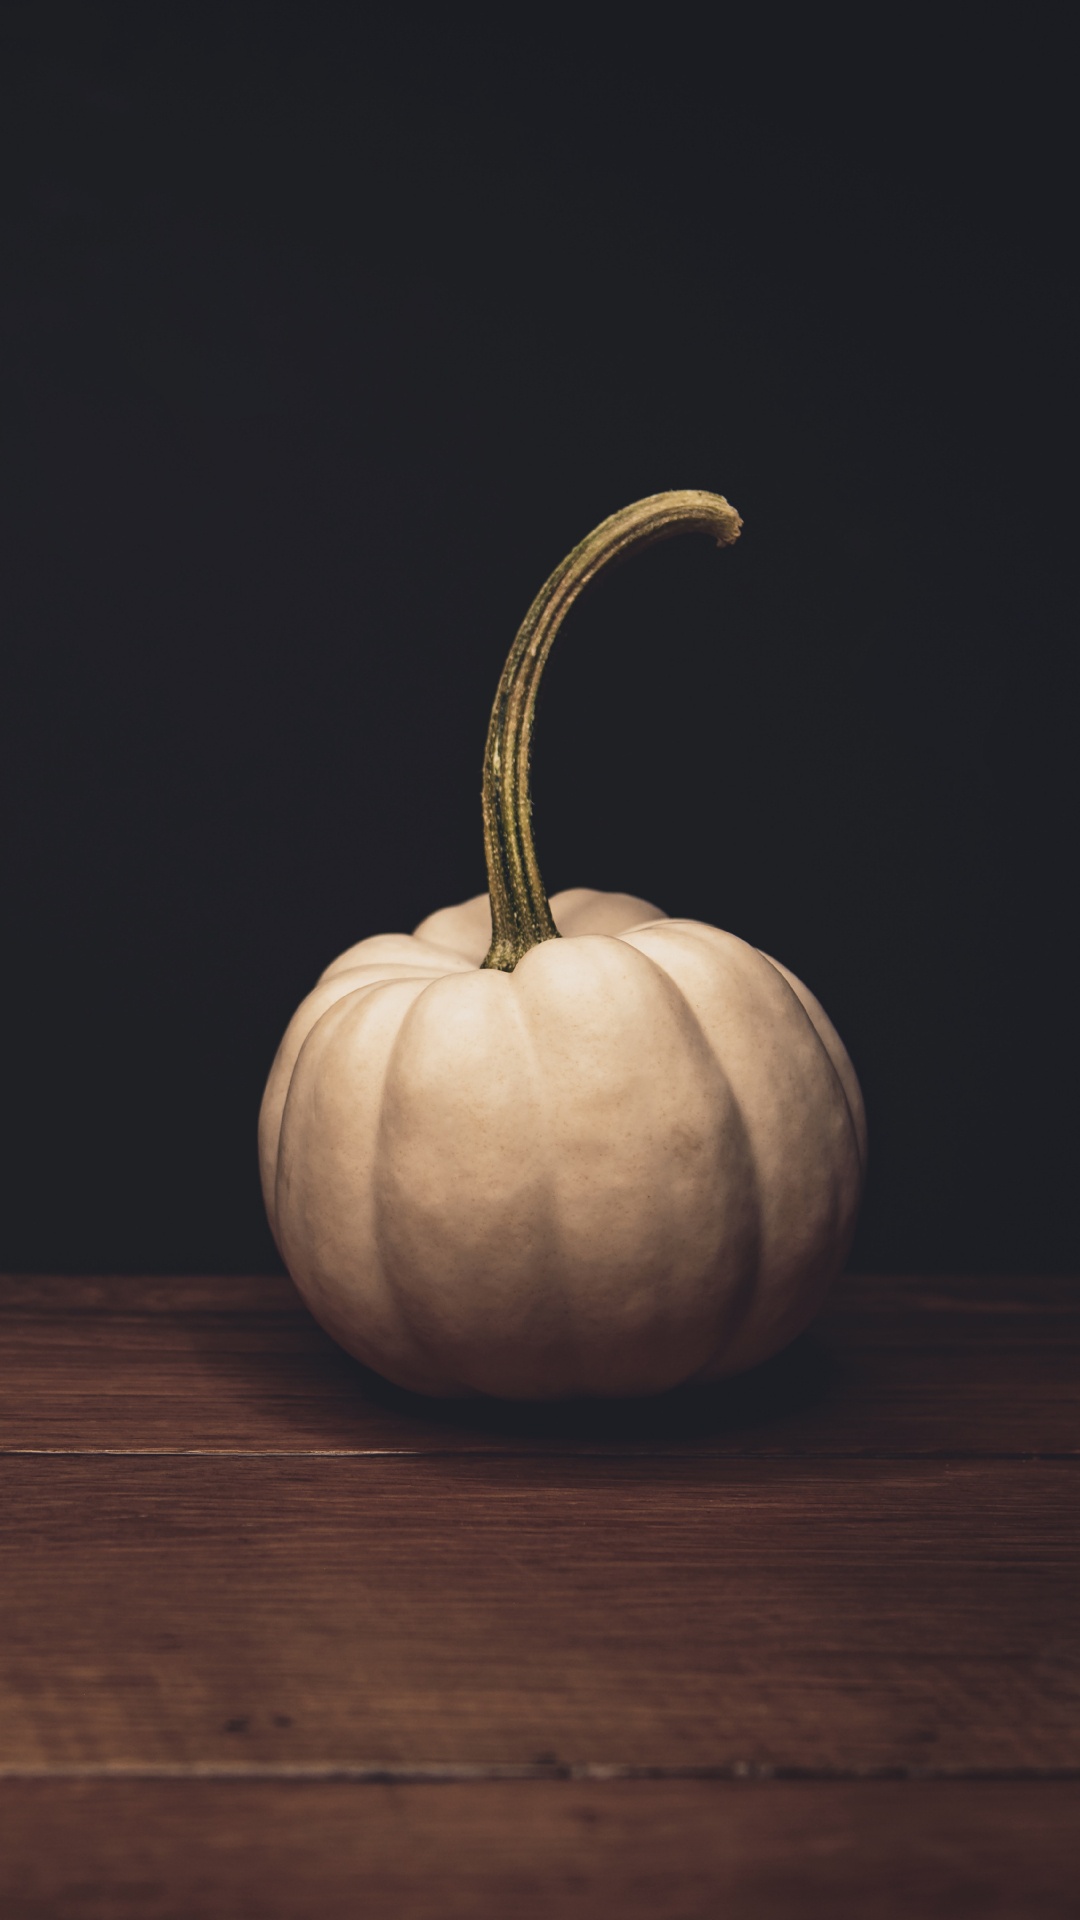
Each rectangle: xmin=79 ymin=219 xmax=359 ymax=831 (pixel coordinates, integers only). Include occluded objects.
xmin=259 ymin=492 xmax=866 ymax=1398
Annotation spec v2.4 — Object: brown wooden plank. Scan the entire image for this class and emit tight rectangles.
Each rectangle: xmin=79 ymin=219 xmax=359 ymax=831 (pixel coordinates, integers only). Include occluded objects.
xmin=1 ymin=1274 xmax=1078 ymax=1456
xmin=1 ymin=1455 xmax=1077 ymax=1771
xmin=0 ymin=1276 xmax=302 ymax=1313
xmin=1 ymin=1778 xmax=1077 ymax=1919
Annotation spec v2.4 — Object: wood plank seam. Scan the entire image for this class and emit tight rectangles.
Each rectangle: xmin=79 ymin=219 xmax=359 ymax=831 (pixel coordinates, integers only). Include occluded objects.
xmin=3 ymin=1764 xmax=1080 ymax=1782
xmin=5 ymin=1447 xmax=1080 ymax=1459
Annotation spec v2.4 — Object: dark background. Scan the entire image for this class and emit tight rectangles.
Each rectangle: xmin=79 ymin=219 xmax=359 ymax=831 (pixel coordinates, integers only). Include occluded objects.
xmin=1 ymin=7 xmax=1075 ymax=1275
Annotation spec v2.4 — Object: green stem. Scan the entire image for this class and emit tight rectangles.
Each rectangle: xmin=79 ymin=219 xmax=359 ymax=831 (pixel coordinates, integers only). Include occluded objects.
xmin=481 ymin=489 xmax=743 ymax=971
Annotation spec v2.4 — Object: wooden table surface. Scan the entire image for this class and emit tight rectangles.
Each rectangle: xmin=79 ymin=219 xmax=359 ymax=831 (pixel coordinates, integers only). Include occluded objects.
xmin=1 ymin=1272 xmax=1077 ymax=1918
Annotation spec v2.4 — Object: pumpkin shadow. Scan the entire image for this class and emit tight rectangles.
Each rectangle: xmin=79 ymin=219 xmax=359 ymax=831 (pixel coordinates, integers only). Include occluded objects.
xmin=181 ymin=1281 xmax=837 ymax=1449
xmin=348 ymin=1331 xmax=836 ymax=1447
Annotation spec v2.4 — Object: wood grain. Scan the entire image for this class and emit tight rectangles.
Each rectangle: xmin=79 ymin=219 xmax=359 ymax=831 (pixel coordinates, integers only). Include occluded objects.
xmin=1 ymin=1454 xmax=1077 ymax=1771
xmin=2 ymin=1273 xmax=1077 ymax=1457
xmin=2 ymin=1273 xmax=1077 ymax=1914
xmin=2 ymin=1778 xmax=1078 ymax=1920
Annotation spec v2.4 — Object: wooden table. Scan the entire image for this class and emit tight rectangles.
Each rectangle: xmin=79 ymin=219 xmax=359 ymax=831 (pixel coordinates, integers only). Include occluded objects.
xmin=1 ymin=1273 xmax=1077 ymax=1917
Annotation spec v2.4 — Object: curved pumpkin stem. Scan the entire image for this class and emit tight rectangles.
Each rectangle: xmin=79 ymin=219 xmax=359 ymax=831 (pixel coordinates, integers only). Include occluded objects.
xmin=480 ymin=489 xmax=743 ymax=971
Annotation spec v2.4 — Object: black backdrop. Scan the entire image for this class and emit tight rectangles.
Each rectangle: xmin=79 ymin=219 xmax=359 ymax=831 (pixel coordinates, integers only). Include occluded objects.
xmin=2 ymin=9 xmax=1075 ymax=1275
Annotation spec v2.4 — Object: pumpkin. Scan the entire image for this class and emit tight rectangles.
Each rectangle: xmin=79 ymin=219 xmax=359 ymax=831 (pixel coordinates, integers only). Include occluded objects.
xmin=259 ymin=491 xmax=866 ymax=1398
